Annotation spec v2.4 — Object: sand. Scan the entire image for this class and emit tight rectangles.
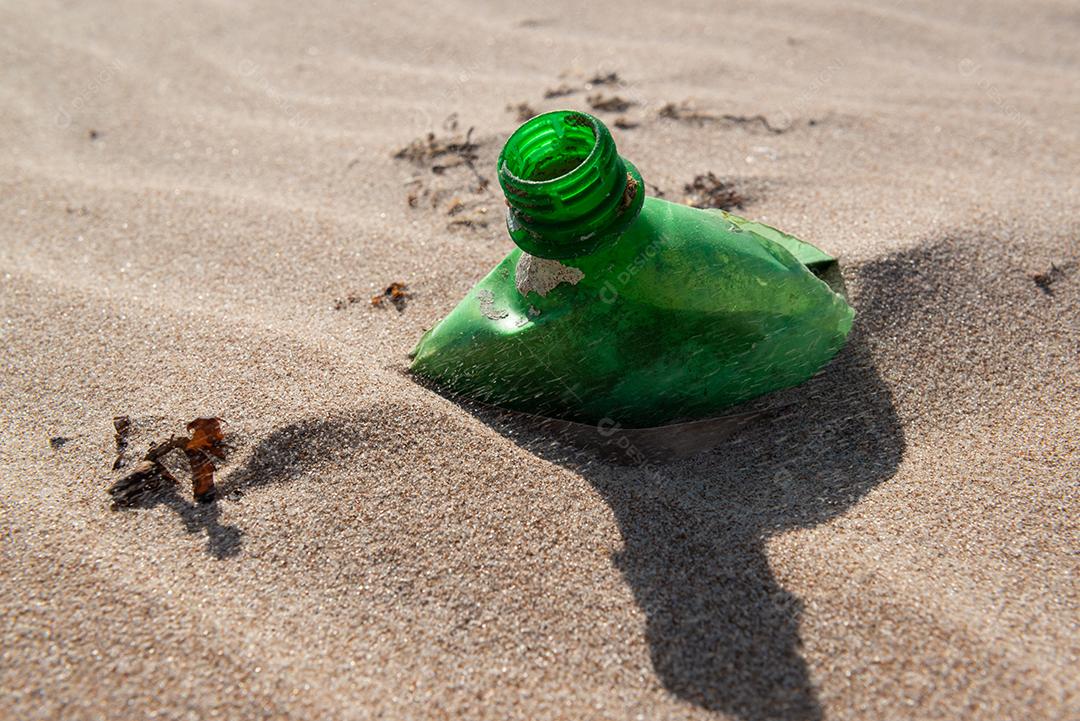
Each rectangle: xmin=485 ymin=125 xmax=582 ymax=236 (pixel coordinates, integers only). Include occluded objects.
xmin=1 ymin=0 xmax=1078 ymax=719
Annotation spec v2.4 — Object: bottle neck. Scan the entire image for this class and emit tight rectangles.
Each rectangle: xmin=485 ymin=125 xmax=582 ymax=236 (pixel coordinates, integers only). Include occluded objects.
xmin=497 ymin=111 xmax=644 ymax=260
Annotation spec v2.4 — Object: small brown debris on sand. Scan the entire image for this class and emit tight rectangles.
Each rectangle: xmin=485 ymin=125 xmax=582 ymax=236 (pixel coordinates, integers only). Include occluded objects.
xmin=506 ymin=102 xmax=537 ymax=122
xmin=1031 ymin=261 xmax=1075 ymax=295
xmin=444 ymin=196 xmax=491 ymax=230
xmin=447 ymin=211 xmax=491 ymax=230
xmin=659 ymin=102 xmax=715 ymax=123
xmin=543 ymin=84 xmax=576 ymax=99
xmin=586 ymin=72 xmax=621 ymax=87
xmin=50 ymin=437 xmax=70 ymax=450
xmin=335 ymin=282 xmax=411 ymax=312
xmin=112 ymin=415 xmax=131 ymax=469
xmin=683 ymin=173 xmax=747 ymax=210
xmin=660 ymin=102 xmax=790 ymax=134
xmin=184 ymin=418 xmax=228 ymax=501
xmin=393 ymin=126 xmax=489 ymax=191
xmin=394 ymin=128 xmax=477 ymax=165
xmin=446 ymin=198 xmax=467 ymax=216
xmin=614 ymin=117 xmax=639 ymax=130
xmin=333 ymin=293 xmax=358 ymax=310
xmin=370 ymin=282 xmax=411 ymax=311
xmin=721 ymin=113 xmax=788 ymax=134
xmin=108 ymin=418 xmax=230 ymax=508
xmin=588 ymin=94 xmax=635 ymax=113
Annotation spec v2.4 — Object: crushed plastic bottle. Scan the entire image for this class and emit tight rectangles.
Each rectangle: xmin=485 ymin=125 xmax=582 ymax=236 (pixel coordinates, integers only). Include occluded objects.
xmin=410 ymin=111 xmax=854 ymax=428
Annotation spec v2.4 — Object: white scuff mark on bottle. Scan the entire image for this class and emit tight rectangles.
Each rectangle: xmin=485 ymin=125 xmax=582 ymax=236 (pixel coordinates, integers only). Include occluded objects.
xmin=515 ymin=253 xmax=585 ymax=298
xmin=477 ymin=289 xmax=509 ymax=320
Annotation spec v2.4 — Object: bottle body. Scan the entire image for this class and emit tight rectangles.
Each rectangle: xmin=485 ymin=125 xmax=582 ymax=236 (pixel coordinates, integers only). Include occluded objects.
xmin=410 ymin=195 xmax=854 ymax=427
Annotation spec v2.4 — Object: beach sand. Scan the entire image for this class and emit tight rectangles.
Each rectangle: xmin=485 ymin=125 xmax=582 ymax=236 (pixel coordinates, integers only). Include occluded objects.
xmin=2 ymin=1 xmax=1078 ymax=718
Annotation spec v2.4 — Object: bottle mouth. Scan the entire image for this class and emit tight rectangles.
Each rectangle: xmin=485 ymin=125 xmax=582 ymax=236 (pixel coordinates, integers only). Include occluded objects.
xmin=500 ymin=111 xmax=600 ymax=184
xmin=498 ymin=111 xmax=643 ymax=259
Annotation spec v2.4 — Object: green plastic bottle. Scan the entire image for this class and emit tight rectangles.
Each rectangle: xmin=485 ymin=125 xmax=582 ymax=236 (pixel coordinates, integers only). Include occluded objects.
xmin=410 ymin=111 xmax=854 ymax=428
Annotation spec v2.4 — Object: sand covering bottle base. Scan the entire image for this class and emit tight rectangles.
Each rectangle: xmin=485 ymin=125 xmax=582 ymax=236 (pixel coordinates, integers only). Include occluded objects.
xmin=410 ymin=111 xmax=854 ymax=430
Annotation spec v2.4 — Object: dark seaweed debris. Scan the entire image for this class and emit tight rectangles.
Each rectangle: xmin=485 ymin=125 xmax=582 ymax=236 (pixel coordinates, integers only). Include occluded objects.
xmin=1031 ymin=261 xmax=1076 ymax=295
xmin=108 ymin=418 xmax=230 ymax=508
xmin=588 ymin=94 xmax=635 ymax=113
xmin=683 ymin=173 xmax=747 ymax=210
xmin=660 ymin=102 xmax=790 ymax=134
xmin=393 ymin=127 xmax=489 ymax=191
xmin=506 ymin=102 xmax=537 ymax=122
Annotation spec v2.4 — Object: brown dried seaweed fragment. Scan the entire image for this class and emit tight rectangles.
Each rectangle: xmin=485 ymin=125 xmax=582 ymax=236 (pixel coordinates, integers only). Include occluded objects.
xmin=683 ymin=173 xmax=747 ymax=210
xmin=371 ymin=282 xmax=411 ymax=311
xmin=659 ymin=102 xmax=790 ymax=133
xmin=393 ymin=127 xmax=490 ymax=192
xmin=1031 ymin=261 xmax=1076 ymax=295
xmin=506 ymin=102 xmax=537 ymax=122
xmin=543 ymin=84 xmax=576 ymax=99
xmin=185 ymin=418 xmax=228 ymax=502
xmin=586 ymin=72 xmax=620 ymax=86
xmin=108 ymin=418 xmax=229 ymax=508
xmin=112 ymin=415 xmax=131 ymax=469
xmin=659 ymin=102 xmax=717 ymax=123
xmin=447 ymin=214 xmax=491 ymax=230
xmin=588 ymin=94 xmax=635 ymax=113
xmin=720 ymin=113 xmax=788 ymax=134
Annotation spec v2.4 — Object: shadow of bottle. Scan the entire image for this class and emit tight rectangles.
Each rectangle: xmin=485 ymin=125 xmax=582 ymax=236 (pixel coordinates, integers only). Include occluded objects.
xmin=446 ymin=267 xmax=904 ymax=719
xmin=572 ymin=330 xmax=902 ymax=720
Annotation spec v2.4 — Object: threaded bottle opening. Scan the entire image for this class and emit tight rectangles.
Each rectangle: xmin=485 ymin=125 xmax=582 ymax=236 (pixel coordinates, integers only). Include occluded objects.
xmin=498 ymin=111 xmax=643 ymax=259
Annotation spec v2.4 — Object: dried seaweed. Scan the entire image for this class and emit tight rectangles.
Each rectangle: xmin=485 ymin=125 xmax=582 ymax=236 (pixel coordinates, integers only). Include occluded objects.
xmin=108 ymin=418 xmax=230 ymax=508
xmin=447 ymin=213 xmax=491 ymax=230
xmin=588 ymin=94 xmax=635 ymax=113
xmin=540 ymin=72 xmax=617 ymax=100
xmin=586 ymin=72 xmax=620 ymax=87
xmin=393 ymin=127 xmax=489 ymax=191
xmin=370 ymin=282 xmax=411 ymax=311
xmin=1031 ymin=261 xmax=1076 ymax=295
xmin=543 ymin=84 xmax=576 ymax=99
xmin=720 ymin=113 xmax=788 ymax=134
xmin=660 ymin=102 xmax=790 ymax=134
xmin=506 ymin=102 xmax=537 ymax=122
xmin=112 ymin=415 xmax=131 ymax=470
xmin=184 ymin=418 xmax=228 ymax=500
xmin=334 ymin=282 xmax=411 ymax=312
xmin=659 ymin=102 xmax=716 ymax=123
xmin=445 ymin=196 xmax=492 ymax=229
xmin=683 ymin=173 xmax=747 ymax=210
